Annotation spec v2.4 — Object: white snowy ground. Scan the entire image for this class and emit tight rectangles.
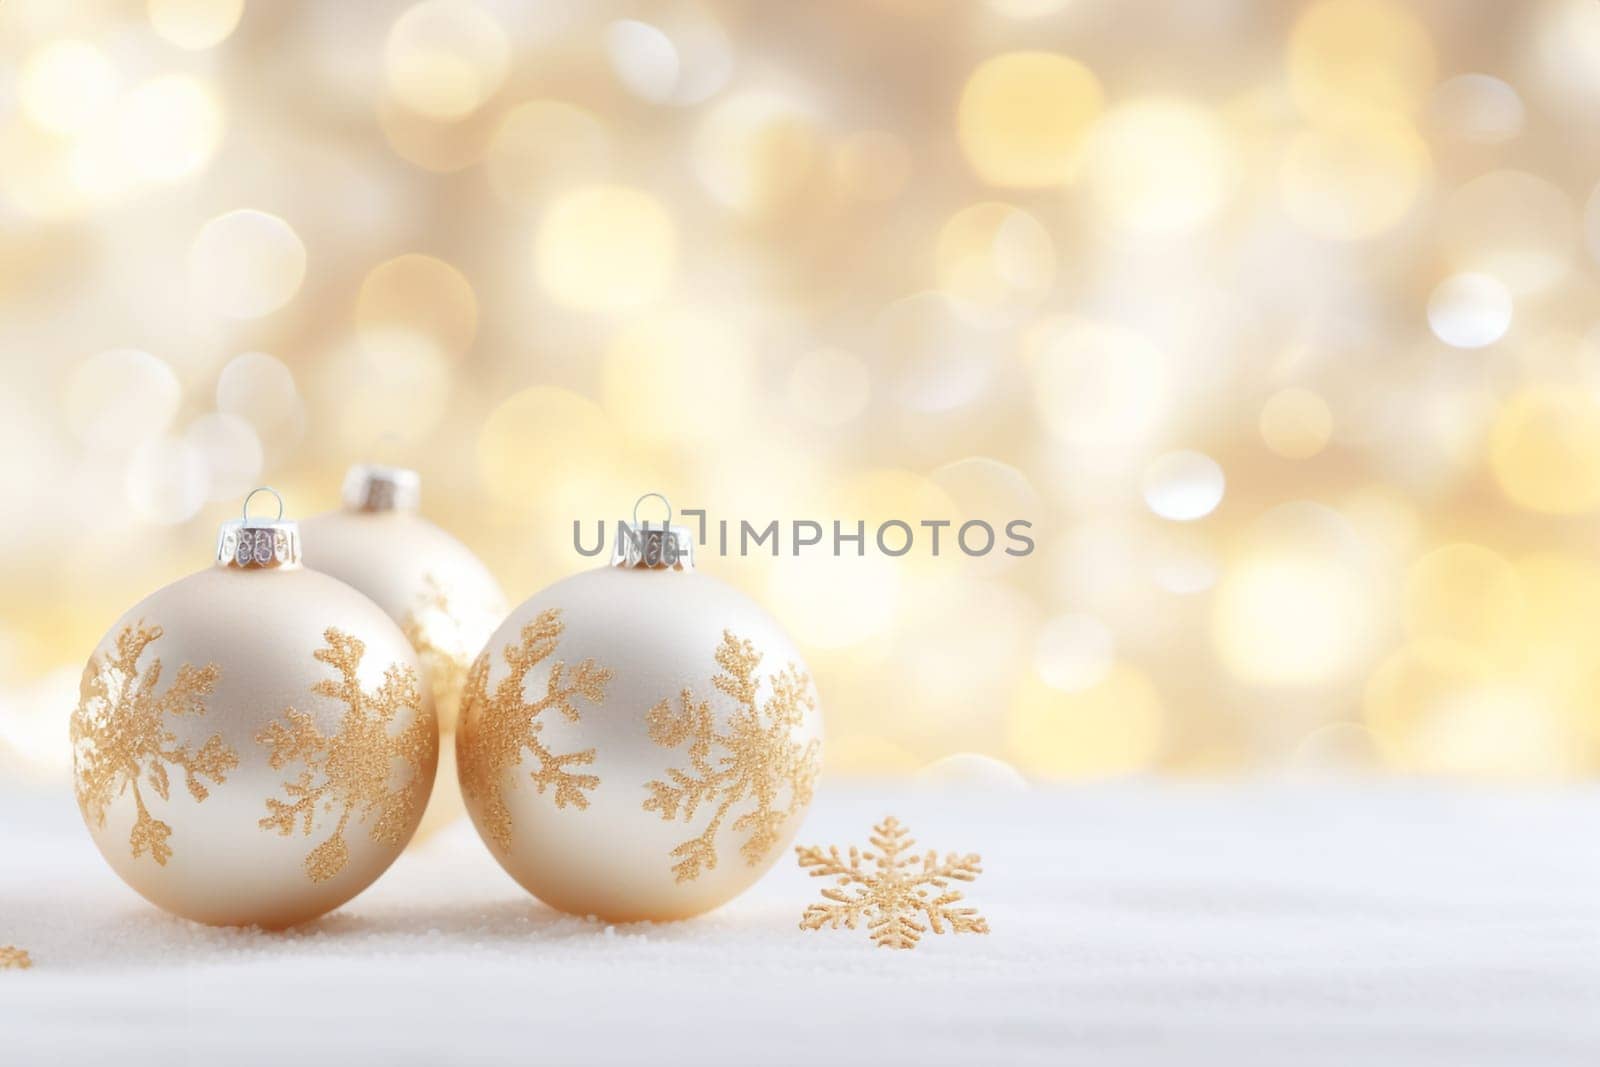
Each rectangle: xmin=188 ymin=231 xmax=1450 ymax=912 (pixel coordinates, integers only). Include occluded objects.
xmin=4 ymin=779 xmax=1600 ymax=1066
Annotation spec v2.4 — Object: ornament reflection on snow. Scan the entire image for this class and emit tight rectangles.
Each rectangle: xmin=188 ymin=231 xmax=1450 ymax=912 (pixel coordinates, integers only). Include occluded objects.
xmin=71 ymin=488 xmax=437 ymax=928
xmin=456 ymin=494 xmax=823 ymax=921
xmin=301 ymin=465 xmax=506 ymax=841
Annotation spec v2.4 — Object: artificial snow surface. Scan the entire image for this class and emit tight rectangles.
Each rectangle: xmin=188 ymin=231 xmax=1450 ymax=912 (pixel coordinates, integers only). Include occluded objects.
xmin=4 ymin=780 xmax=1600 ymax=1065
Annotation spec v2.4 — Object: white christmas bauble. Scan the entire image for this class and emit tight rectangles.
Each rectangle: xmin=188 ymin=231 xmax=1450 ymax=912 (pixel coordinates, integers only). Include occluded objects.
xmin=301 ymin=466 xmax=506 ymax=732
xmin=457 ymin=516 xmax=823 ymax=921
xmin=71 ymin=492 xmax=438 ymax=928
xmin=300 ymin=465 xmax=505 ymax=841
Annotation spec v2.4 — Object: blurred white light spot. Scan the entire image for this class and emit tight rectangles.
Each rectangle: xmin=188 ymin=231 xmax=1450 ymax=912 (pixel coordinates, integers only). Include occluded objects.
xmin=987 ymin=0 xmax=1072 ymax=15
xmin=321 ymin=328 xmax=453 ymax=451
xmin=786 ymin=347 xmax=871 ymax=427
xmin=1427 ymin=273 xmax=1512 ymax=348
xmin=385 ymin=0 xmax=510 ymax=121
xmin=66 ymin=349 xmax=181 ymax=451
xmin=918 ymin=753 xmax=1029 ymax=791
xmin=1441 ymin=170 xmax=1576 ymax=294
xmin=486 ymin=100 xmax=612 ymax=209
xmin=0 ymin=667 xmax=80 ymax=772
xmin=1532 ymin=0 xmax=1600 ymax=104
xmin=116 ymin=75 xmax=223 ymax=182
xmin=602 ymin=313 xmax=750 ymax=445
xmin=1149 ymin=530 xmax=1220 ymax=594
xmin=606 ymin=20 xmax=679 ymax=103
xmin=693 ymin=90 xmax=819 ymax=215
xmin=148 ymin=0 xmax=245 ymax=50
xmin=184 ymin=412 xmax=263 ymax=500
xmin=1081 ymin=96 xmax=1232 ymax=233
xmin=1034 ymin=612 xmax=1115 ymax=692
xmin=216 ymin=352 xmax=306 ymax=452
xmin=188 ymin=210 xmax=307 ymax=319
xmin=936 ymin=202 xmax=1055 ymax=323
xmin=1430 ymin=74 xmax=1524 ymax=145
xmin=875 ymin=292 xmax=997 ymax=413
xmin=1212 ymin=502 xmax=1380 ymax=685
xmin=536 ymin=186 xmax=676 ymax=312
xmin=124 ymin=435 xmax=208 ymax=524
xmin=1027 ymin=317 xmax=1170 ymax=449
xmin=768 ymin=554 xmax=900 ymax=650
xmin=19 ymin=40 xmax=118 ymax=136
xmin=1143 ymin=450 xmax=1226 ymax=521
xmin=1260 ymin=387 xmax=1334 ymax=459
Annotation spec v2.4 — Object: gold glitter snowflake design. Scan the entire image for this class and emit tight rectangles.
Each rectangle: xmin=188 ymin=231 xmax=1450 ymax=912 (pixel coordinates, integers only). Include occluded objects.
xmin=456 ymin=610 xmax=613 ymax=853
xmin=70 ymin=622 xmax=240 ymax=866
xmin=643 ymin=631 xmax=821 ymax=883
xmin=0 ymin=945 xmax=32 ymax=970
xmin=796 ymin=816 xmax=989 ymax=950
xmin=401 ymin=574 xmax=473 ymax=734
xmin=257 ymin=629 xmax=436 ymax=883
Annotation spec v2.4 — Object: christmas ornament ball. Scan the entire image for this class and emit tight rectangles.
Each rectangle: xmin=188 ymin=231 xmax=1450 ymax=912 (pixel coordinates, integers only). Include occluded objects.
xmin=457 ymin=501 xmax=823 ymax=922
xmin=301 ymin=465 xmax=506 ymax=840
xmin=71 ymin=490 xmax=438 ymax=928
xmin=300 ymin=465 xmax=506 ymax=732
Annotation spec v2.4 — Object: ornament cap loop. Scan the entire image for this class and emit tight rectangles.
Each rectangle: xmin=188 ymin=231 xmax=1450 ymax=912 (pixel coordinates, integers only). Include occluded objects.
xmin=613 ymin=493 xmax=694 ymax=570
xmin=342 ymin=464 xmax=421 ymax=513
xmin=217 ymin=486 xmax=301 ymax=570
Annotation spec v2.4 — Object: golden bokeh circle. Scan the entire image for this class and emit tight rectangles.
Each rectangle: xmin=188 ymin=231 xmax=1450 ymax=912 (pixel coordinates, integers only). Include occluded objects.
xmin=1279 ymin=115 xmax=1429 ymax=240
xmin=535 ymin=186 xmax=677 ymax=312
xmin=148 ymin=0 xmax=245 ymax=50
xmin=957 ymin=52 xmax=1103 ymax=188
xmin=1007 ymin=666 xmax=1166 ymax=777
xmin=1439 ymin=171 xmax=1577 ymax=294
xmin=601 ymin=313 xmax=750 ymax=445
xmin=356 ymin=254 xmax=478 ymax=360
xmin=385 ymin=0 xmax=510 ymax=121
xmin=486 ymin=100 xmax=611 ymax=210
xmin=1489 ymin=386 xmax=1600 ymax=514
xmin=1081 ymin=97 xmax=1232 ymax=233
xmin=1402 ymin=543 xmax=1525 ymax=664
xmin=1259 ymin=387 xmax=1333 ymax=459
xmin=187 ymin=209 xmax=307 ymax=319
xmin=693 ymin=91 xmax=821 ymax=215
xmin=1288 ymin=0 xmax=1436 ymax=121
xmin=18 ymin=39 xmax=118 ymax=136
xmin=935 ymin=202 xmax=1055 ymax=319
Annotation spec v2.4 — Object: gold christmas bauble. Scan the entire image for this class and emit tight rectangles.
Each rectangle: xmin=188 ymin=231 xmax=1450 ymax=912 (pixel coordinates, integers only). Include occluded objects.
xmin=457 ymin=503 xmax=823 ymax=922
xmin=71 ymin=491 xmax=438 ymax=928
xmin=301 ymin=465 xmax=506 ymax=841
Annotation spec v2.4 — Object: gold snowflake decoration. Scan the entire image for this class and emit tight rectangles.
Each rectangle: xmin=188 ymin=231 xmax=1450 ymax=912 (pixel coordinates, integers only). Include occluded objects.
xmin=70 ymin=622 xmax=240 ymax=866
xmin=401 ymin=574 xmax=474 ymax=734
xmin=456 ymin=609 xmax=613 ymax=853
xmin=643 ymin=631 xmax=821 ymax=883
xmin=797 ymin=816 xmax=989 ymax=950
xmin=0 ymin=945 xmax=31 ymax=970
xmin=257 ymin=628 xmax=436 ymax=883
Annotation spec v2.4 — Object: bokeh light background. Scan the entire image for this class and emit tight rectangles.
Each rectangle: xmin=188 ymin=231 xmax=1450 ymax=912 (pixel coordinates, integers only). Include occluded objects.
xmin=7 ymin=0 xmax=1600 ymax=786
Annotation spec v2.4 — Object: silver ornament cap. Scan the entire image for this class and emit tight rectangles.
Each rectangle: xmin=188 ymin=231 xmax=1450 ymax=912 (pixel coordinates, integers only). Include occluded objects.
xmin=215 ymin=487 xmax=301 ymax=570
xmin=612 ymin=492 xmax=694 ymax=571
xmin=342 ymin=464 xmax=421 ymax=513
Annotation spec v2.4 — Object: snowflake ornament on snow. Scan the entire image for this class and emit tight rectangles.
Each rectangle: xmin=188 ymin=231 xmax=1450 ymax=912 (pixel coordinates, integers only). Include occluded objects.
xmin=796 ymin=815 xmax=989 ymax=950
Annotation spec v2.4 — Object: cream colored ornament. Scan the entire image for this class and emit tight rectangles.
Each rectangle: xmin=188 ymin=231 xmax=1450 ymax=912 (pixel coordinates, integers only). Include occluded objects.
xmin=457 ymin=494 xmax=824 ymax=922
xmin=301 ymin=465 xmax=506 ymax=841
xmin=71 ymin=489 xmax=438 ymax=928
